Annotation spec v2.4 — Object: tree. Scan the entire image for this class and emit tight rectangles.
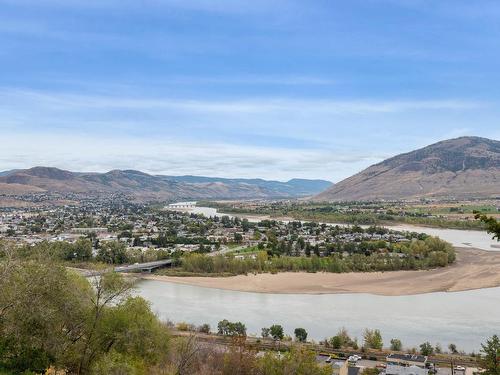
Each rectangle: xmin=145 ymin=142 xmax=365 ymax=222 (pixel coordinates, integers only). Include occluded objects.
xmin=294 ymin=328 xmax=308 ymax=343
xmin=420 ymin=342 xmax=434 ymax=356
xmin=329 ymin=327 xmax=354 ymax=349
xmin=480 ymin=335 xmax=500 ymax=375
xmin=217 ymin=319 xmax=246 ymax=337
xmin=197 ymin=323 xmax=210 ymax=334
xmin=390 ymin=338 xmax=403 ymax=351
xmin=96 ymin=241 xmax=129 ymax=264
xmin=234 ymin=233 xmax=243 ymax=244
xmin=475 ymin=213 xmax=500 ymax=241
xmin=269 ymin=324 xmax=284 ymax=341
xmin=448 ymin=343 xmax=458 ymax=354
xmin=0 ymin=253 xmax=170 ymax=375
xmin=330 ymin=335 xmax=343 ymax=349
xmin=364 ymin=329 xmax=383 ymax=350
xmin=218 ymin=319 xmax=231 ymax=336
xmin=72 ymin=237 xmax=93 ymax=261
xmin=232 ymin=321 xmax=247 ymax=337
xmin=261 ymin=327 xmax=270 ymax=338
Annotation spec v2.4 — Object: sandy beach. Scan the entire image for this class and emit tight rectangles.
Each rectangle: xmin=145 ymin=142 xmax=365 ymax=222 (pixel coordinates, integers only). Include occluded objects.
xmin=140 ymin=247 xmax=500 ymax=296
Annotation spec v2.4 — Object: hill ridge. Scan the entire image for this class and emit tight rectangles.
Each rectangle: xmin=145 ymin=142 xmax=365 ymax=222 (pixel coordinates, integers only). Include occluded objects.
xmin=315 ymin=136 xmax=500 ymax=201
xmin=0 ymin=167 xmax=332 ymax=201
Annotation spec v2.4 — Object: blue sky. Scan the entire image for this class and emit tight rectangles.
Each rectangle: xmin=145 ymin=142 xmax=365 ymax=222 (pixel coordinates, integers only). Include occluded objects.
xmin=1 ymin=0 xmax=499 ymax=181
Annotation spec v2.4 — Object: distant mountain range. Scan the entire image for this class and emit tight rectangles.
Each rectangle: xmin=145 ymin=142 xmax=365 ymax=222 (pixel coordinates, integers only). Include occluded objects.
xmin=2 ymin=136 xmax=498 ymax=203
xmin=315 ymin=136 xmax=500 ymax=201
xmin=0 ymin=167 xmax=332 ymax=200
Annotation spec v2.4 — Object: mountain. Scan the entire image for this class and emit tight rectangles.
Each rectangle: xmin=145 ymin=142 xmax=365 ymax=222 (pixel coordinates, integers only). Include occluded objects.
xmin=0 ymin=167 xmax=332 ymax=200
xmin=315 ymin=136 xmax=500 ymax=201
xmin=0 ymin=170 xmax=17 ymax=177
xmin=159 ymin=175 xmax=332 ymax=197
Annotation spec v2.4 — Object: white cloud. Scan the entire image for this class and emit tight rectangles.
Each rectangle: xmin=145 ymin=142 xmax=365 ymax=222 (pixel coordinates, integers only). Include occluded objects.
xmin=0 ymin=131 xmax=383 ymax=182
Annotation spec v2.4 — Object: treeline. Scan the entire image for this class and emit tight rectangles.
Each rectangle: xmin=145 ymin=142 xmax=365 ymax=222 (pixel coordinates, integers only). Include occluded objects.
xmin=177 ymin=236 xmax=455 ymax=275
xmin=175 ymin=318 xmax=499 ymax=360
xmin=15 ymin=238 xmax=172 ymax=266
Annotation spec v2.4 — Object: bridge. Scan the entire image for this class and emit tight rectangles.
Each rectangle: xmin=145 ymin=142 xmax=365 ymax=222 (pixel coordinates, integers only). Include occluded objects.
xmin=114 ymin=259 xmax=173 ymax=273
xmin=81 ymin=259 xmax=173 ymax=277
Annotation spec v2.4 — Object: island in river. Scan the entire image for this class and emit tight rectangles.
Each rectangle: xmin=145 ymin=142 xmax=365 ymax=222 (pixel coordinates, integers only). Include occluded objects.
xmin=139 ymin=247 xmax=500 ymax=296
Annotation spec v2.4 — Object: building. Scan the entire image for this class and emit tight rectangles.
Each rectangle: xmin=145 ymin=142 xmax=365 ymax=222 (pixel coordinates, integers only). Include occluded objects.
xmin=331 ymin=359 xmax=360 ymax=375
xmin=386 ymin=354 xmax=428 ymax=375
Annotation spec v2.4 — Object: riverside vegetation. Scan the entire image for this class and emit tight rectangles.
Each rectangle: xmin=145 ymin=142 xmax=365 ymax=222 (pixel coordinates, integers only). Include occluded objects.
xmin=161 ymin=235 xmax=455 ymax=276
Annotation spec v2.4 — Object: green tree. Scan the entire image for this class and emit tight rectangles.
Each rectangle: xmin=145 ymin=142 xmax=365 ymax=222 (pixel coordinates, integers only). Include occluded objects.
xmin=294 ymin=328 xmax=308 ymax=343
xmin=96 ymin=241 xmax=129 ymax=264
xmin=72 ymin=237 xmax=93 ymax=261
xmin=480 ymin=335 xmax=500 ymax=375
xmin=420 ymin=342 xmax=434 ymax=356
xmin=475 ymin=213 xmax=500 ymax=241
xmin=390 ymin=338 xmax=403 ymax=351
xmin=0 ymin=250 xmax=170 ymax=375
xmin=270 ymin=324 xmax=285 ymax=341
xmin=234 ymin=232 xmax=243 ymax=244
xmin=218 ymin=319 xmax=231 ymax=335
xmin=449 ymin=343 xmax=458 ymax=354
xmin=364 ymin=329 xmax=383 ymax=350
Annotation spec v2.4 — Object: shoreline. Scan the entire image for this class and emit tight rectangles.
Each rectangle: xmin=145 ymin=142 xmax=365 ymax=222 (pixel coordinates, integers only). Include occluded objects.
xmin=138 ymin=247 xmax=500 ymax=296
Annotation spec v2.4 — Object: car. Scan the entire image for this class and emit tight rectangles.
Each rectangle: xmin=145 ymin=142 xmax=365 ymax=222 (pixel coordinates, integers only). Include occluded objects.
xmin=376 ymin=363 xmax=387 ymax=369
xmin=454 ymin=366 xmax=466 ymax=372
xmin=348 ymin=355 xmax=361 ymax=363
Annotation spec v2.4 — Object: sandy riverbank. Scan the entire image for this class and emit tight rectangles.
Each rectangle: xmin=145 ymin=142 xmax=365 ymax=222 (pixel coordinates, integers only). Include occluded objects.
xmin=139 ymin=247 xmax=500 ymax=296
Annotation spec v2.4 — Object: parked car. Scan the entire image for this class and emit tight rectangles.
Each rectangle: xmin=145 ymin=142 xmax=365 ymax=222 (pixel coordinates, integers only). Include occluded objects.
xmin=348 ymin=355 xmax=361 ymax=363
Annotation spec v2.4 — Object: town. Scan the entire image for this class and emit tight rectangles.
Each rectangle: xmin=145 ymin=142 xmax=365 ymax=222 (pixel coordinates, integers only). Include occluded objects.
xmin=0 ymin=194 xmax=452 ymax=273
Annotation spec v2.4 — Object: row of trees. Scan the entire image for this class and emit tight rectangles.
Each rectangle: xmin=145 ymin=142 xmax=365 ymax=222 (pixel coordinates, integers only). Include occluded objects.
xmin=18 ymin=238 xmax=171 ymax=265
xmin=322 ymin=327 xmax=467 ymax=356
xmin=179 ymin=237 xmax=455 ymax=276
xmin=214 ymin=322 xmax=474 ymax=357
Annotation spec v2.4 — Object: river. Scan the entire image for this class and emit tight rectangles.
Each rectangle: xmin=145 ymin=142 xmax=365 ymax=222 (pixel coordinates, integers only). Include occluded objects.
xmin=150 ymin=203 xmax=500 ymax=351
xmin=137 ymin=279 xmax=500 ymax=352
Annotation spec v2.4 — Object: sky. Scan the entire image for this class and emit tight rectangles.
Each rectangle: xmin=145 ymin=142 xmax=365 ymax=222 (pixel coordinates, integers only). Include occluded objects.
xmin=1 ymin=0 xmax=500 ymax=182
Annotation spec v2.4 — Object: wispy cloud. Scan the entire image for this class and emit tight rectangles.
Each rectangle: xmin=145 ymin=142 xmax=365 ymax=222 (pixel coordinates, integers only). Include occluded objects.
xmin=0 ymin=89 xmax=485 ymax=115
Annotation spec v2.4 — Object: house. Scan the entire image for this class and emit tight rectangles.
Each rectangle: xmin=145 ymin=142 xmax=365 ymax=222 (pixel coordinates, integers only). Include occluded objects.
xmin=386 ymin=354 xmax=428 ymax=375
xmin=329 ymin=359 xmax=360 ymax=375
xmin=332 ymin=361 xmax=348 ymax=375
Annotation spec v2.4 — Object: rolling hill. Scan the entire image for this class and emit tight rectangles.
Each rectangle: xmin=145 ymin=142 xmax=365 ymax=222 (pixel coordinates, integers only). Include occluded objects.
xmin=315 ymin=136 xmax=500 ymax=201
xmin=0 ymin=167 xmax=332 ymax=201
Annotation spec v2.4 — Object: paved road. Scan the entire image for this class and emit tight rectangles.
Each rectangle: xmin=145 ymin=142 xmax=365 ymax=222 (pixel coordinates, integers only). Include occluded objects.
xmin=114 ymin=259 xmax=173 ymax=272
